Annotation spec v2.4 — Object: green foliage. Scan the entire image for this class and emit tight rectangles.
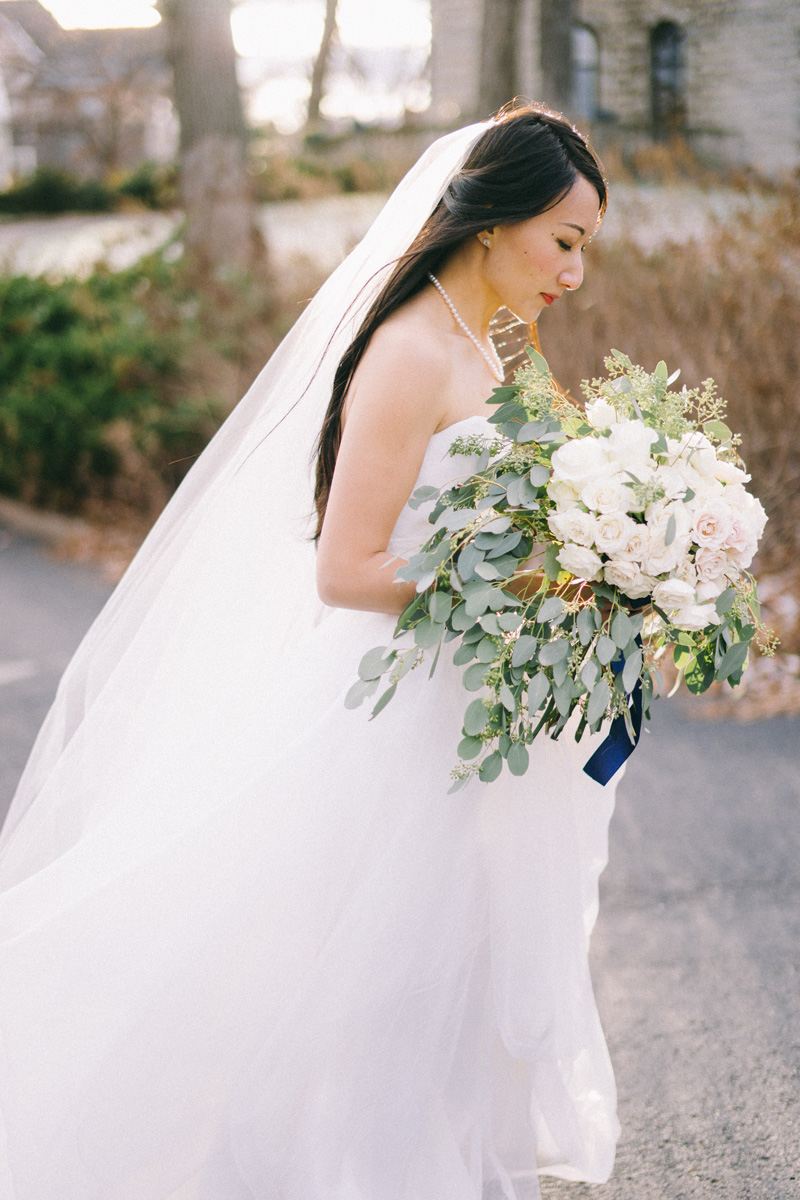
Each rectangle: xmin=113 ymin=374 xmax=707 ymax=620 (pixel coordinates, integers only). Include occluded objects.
xmin=0 ymin=250 xmax=278 ymax=511
xmin=0 ymin=169 xmax=115 ymax=215
xmin=117 ymin=161 xmax=179 ymax=211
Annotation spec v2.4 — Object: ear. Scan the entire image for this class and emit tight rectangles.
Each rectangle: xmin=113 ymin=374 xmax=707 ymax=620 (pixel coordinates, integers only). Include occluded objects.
xmin=477 ymin=230 xmax=493 ymax=247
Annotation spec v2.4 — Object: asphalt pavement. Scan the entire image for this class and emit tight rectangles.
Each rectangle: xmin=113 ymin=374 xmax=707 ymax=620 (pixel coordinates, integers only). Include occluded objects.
xmin=2 ymin=525 xmax=799 ymax=1198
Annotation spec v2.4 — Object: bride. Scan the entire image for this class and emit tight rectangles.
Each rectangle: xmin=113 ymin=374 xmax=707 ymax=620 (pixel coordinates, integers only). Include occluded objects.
xmin=0 ymin=105 xmax=619 ymax=1200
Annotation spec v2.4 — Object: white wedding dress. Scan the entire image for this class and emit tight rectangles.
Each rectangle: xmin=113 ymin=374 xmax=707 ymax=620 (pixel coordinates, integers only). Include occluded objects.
xmin=0 ymin=412 xmax=619 ymax=1200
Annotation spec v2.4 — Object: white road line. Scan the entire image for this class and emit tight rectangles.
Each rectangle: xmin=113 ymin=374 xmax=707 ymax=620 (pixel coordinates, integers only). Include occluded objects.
xmin=0 ymin=660 xmax=38 ymax=686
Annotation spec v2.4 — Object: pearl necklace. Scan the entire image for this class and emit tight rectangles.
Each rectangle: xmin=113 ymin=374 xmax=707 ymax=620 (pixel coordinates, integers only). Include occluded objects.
xmin=428 ymin=272 xmax=505 ymax=383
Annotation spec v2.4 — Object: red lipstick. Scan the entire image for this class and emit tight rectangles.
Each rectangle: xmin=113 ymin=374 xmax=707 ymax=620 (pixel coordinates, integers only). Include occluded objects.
xmin=541 ymin=293 xmax=558 ymax=305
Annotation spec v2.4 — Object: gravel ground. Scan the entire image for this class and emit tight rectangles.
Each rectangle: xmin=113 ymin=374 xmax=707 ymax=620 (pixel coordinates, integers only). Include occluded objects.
xmin=2 ymin=525 xmax=799 ymax=1197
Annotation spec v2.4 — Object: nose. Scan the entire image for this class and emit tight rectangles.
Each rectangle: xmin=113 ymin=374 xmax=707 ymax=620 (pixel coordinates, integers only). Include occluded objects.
xmin=558 ymin=254 xmax=584 ymax=292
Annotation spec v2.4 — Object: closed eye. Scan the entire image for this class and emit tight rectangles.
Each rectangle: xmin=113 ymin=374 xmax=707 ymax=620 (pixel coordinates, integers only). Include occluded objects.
xmin=558 ymin=238 xmax=587 ymax=254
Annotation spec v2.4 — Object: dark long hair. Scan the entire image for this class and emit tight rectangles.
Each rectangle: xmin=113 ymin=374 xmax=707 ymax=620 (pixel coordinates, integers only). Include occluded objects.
xmin=313 ymin=103 xmax=607 ymax=539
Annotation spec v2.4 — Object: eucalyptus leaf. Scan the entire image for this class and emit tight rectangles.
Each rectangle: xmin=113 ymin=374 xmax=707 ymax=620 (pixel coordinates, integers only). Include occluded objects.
xmin=452 ymin=642 xmax=477 ymax=666
xmin=715 ymin=587 xmax=736 ymax=616
xmin=458 ymin=542 xmax=482 ymax=582
xmin=414 ymin=571 xmax=436 ymax=592
xmin=580 ymin=657 xmax=600 ymax=690
xmin=358 ymin=645 xmax=393 ymax=682
xmin=529 ymin=463 xmax=550 ymax=487
xmin=478 ymin=612 xmax=502 ymax=635
xmin=344 ymin=677 xmax=379 ymax=709
xmin=526 ymin=671 xmax=550 ymax=712
xmin=486 ymin=530 xmax=523 ymax=559
xmin=537 ymin=596 xmax=565 ymax=624
xmin=516 ymin=420 xmax=549 ymax=443
xmin=586 ymin=678 xmax=610 ymax=726
xmin=413 ymin=617 xmax=443 ymax=650
xmin=704 ymin=419 xmax=733 ymax=443
xmin=408 ymin=484 xmax=440 ymax=510
xmin=457 ymin=735 xmax=483 ymax=760
xmin=506 ymin=741 xmax=530 ymax=776
xmin=479 ymin=751 xmax=503 ymax=783
xmin=481 ymin=516 xmax=512 ymax=535
xmin=476 ymin=635 xmax=499 ymax=663
xmin=610 ymin=610 xmax=634 ymax=649
xmin=464 ymin=698 xmax=490 ymax=736
xmin=463 ymin=662 xmax=490 ymax=691
xmin=370 ymin=681 xmax=397 ymax=718
xmin=512 ymin=634 xmax=538 ymax=668
xmin=552 ymin=676 xmax=574 ymax=717
xmin=538 ymin=639 xmax=569 ymax=666
xmin=429 ymin=591 xmax=453 ymax=624
xmin=499 ymin=683 xmax=517 ymax=713
xmin=551 ymin=657 xmax=569 ymax=687
xmin=543 ymin=544 xmax=561 ymax=582
xmin=664 ymin=513 xmax=677 ymax=547
xmin=576 ymin=607 xmax=595 ymax=645
xmin=447 ymin=775 xmax=470 ymax=795
xmin=450 ymin=603 xmax=473 ymax=631
xmin=475 ymin=560 xmax=502 ymax=581
xmin=717 ymin=640 xmax=749 ymax=683
xmin=622 ymin=647 xmax=643 ymax=693
xmin=525 ymin=345 xmax=550 ymax=373
xmin=497 ymin=611 xmax=522 ymax=632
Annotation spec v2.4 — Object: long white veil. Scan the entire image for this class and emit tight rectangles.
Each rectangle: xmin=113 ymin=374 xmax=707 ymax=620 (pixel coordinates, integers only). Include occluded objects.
xmin=0 ymin=121 xmax=491 ymax=867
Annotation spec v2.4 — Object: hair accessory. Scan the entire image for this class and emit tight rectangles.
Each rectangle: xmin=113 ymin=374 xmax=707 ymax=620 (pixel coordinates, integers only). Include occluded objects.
xmin=428 ymin=272 xmax=504 ymax=382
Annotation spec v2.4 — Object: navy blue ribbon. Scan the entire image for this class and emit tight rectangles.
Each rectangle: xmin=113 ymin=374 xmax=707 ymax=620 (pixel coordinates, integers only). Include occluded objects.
xmin=583 ymin=638 xmax=644 ymax=786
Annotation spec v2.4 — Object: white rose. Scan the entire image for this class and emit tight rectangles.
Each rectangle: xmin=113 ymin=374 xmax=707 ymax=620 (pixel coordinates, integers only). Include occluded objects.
xmin=653 ymin=464 xmax=689 ymax=501
xmin=605 ymin=420 xmax=659 ymax=476
xmin=603 ymin=559 xmax=656 ymax=600
xmin=652 ymin=577 xmax=697 ymax=611
xmin=696 ymin=577 xmax=730 ymax=603
xmin=672 ymin=603 xmax=721 ymax=632
xmin=547 ymin=508 xmax=597 ymax=547
xmin=594 ymin=511 xmax=638 ymax=556
xmin=547 ymin=478 xmax=581 ymax=508
xmin=642 ymin=506 xmax=691 ymax=576
xmin=550 ymin=436 xmax=613 ymax=487
xmin=671 ymin=430 xmax=718 ymax=478
xmin=713 ymin=459 xmax=750 ymax=485
xmin=695 ymin=545 xmax=731 ymax=582
xmin=678 ymin=558 xmax=698 ymax=587
xmin=584 ymin=398 xmax=619 ymax=430
xmin=579 ymin=472 xmax=632 ymax=514
xmin=722 ymin=512 xmax=759 ymax=569
xmin=557 ymin=543 xmax=604 ymax=580
xmin=693 ymin=501 xmax=734 ymax=549
xmin=616 ymin=525 xmax=649 ymax=563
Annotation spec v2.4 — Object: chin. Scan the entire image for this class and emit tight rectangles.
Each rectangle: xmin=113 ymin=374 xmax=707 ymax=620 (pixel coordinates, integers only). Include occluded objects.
xmin=505 ymin=300 xmax=545 ymax=325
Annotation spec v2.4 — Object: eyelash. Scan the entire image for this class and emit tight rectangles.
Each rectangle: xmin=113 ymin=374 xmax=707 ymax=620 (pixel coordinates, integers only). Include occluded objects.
xmin=557 ymin=238 xmax=587 ymax=254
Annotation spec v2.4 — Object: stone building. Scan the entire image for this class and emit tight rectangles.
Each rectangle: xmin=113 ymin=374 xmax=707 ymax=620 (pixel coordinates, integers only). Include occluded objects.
xmin=430 ymin=0 xmax=800 ymax=173
xmin=0 ymin=0 xmax=177 ymax=181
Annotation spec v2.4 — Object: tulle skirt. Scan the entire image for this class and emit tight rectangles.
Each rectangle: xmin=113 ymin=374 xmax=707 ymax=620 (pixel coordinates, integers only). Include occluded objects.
xmin=0 ymin=602 xmax=618 ymax=1200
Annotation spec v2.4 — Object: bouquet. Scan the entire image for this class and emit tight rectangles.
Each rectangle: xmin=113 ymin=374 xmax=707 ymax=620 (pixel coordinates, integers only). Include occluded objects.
xmin=347 ymin=348 xmax=772 ymax=791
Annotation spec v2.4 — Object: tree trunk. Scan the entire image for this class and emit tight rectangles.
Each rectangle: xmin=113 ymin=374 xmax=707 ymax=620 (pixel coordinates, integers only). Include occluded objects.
xmin=307 ymin=0 xmax=338 ymax=129
xmin=540 ymin=0 xmax=575 ymax=112
xmin=159 ymin=0 xmax=264 ymax=273
xmin=478 ymin=0 xmax=521 ymax=118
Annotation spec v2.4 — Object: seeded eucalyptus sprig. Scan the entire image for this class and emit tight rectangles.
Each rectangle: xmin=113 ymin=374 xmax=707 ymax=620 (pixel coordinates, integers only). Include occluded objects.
xmin=346 ymin=347 xmax=769 ymax=791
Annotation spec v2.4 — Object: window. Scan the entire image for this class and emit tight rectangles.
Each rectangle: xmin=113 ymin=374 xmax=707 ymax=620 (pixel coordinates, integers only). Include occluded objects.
xmin=650 ymin=20 xmax=687 ymax=139
xmin=571 ymin=24 xmax=600 ymax=120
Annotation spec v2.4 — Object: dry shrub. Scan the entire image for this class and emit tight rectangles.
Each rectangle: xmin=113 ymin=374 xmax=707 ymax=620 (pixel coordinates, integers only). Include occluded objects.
xmin=538 ymin=185 xmax=800 ymax=572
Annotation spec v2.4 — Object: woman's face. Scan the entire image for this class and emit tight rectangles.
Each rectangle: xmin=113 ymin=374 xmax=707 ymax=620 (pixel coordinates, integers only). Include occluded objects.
xmin=482 ymin=174 xmax=602 ymax=323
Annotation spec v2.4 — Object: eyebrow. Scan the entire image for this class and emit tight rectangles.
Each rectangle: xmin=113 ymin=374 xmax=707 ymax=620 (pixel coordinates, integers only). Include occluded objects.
xmin=559 ymin=222 xmax=586 ymax=236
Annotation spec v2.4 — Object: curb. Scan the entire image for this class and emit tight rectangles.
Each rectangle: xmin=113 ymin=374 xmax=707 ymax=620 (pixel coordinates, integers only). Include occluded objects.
xmin=0 ymin=497 xmax=90 ymax=545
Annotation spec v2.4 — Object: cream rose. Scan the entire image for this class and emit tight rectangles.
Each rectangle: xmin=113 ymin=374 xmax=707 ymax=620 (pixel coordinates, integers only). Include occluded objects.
xmin=696 ymin=577 xmax=730 ymax=602
xmin=652 ymin=577 xmax=697 ymax=611
xmin=672 ymin=603 xmax=721 ymax=632
xmin=616 ymin=525 xmax=649 ymax=563
xmin=695 ymin=545 xmax=730 ymax=582
xmin=713 ymin=459 xmax=750 ymax=485
xmin=594 ymin=511 xmax=638 ymax=556
xmin=557 ymin=543 xmax=604 ymax=580
xmin=547 ymin=508 xmax=597 ymax=547
xmin=671 ymin=430 xmax=718 ymax=478
xmin=547 ymin=478 xmax=581 ymax=508
xmin=692 ymin=501 xmax=734 ymax=549
xmin=603 ymin=559 xmax=656 ymax=600
xmin=584 ymin=398 xmax=619 ymax=430
xmin=579 ymin=473 xmax=632 ymax=514
xmin=605 ymin=420 xmax=659 ymax=476
xmin=550 ymin=436 xmax=612 ymax=487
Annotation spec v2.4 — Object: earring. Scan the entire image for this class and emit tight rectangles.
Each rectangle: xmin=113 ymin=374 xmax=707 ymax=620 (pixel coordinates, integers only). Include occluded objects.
xmin=482 ymin=237 xmax=490 ymax=246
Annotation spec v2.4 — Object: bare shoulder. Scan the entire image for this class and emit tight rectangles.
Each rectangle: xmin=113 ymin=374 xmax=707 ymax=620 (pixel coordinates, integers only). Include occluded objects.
xmin=344 ymin=305 xmax=450 ymax=437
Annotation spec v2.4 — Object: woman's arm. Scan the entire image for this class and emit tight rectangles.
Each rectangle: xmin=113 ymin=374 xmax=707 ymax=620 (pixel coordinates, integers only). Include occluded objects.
xmin=316 ymin=329 xmax=450 ymax=615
